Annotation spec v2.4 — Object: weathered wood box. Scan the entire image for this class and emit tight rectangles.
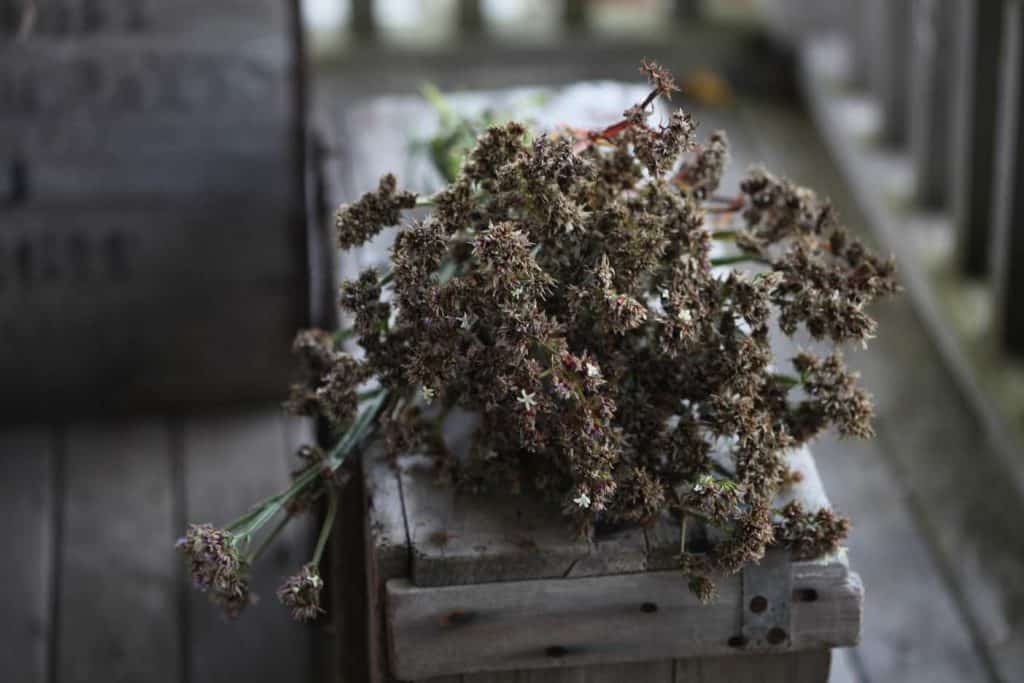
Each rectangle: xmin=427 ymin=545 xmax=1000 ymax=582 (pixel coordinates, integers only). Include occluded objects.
xmin=355 ymin=445 xmax=862 ymax=682
xmin=0 ymin=1 xmax=319 ymax=416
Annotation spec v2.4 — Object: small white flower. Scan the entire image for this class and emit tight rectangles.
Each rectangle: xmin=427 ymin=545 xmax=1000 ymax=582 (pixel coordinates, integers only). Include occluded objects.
xmin=458 ymin=313 xmax=476 ymax=330
xmin=586 ymin=363 xmax=601 ymax=379
xmin=517 ymin=389 xmax=538 ymax=411
xmin=678 ymin=307 xmax=692 ymax=323
xmin=421 ymin=386 xmax=437 ymax=404
xmin=573 ymin=492 xmax=592 ymax=509
xmin=564 ymin=221 xmax=576 ymax=234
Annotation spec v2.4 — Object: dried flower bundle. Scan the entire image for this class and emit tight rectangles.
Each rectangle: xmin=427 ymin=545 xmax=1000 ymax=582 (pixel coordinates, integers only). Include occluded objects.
xmin=178 ymin=61 xmax=897 ymax=619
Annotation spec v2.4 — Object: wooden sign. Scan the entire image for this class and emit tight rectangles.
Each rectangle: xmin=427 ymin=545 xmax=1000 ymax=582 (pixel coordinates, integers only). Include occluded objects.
xmin=0 ymin=1 xmax=311 ymax=416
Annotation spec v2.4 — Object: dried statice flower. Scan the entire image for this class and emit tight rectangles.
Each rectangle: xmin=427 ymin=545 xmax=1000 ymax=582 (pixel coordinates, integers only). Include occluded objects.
xmin=773 ymin=501 xmax=850 ymax=561
xmin=181 ymin=61 xmax=898 ymax=618
xmin=177 ymin=524 xmax=251 ymax=619
xmin=678 ymin=130 xmax=729 ymax=198
xmin=277 ymin=563 xmax=325 ymax=622
xmin=285 ymin=329 xmax=371 ymax=427
xmin=336 ymin=173 xmax=418 ymax=249
xmin=792 ymin=351 xmax=875 ymax=439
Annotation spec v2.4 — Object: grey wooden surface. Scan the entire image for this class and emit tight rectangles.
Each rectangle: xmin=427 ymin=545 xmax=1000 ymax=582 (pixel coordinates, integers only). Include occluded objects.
xmin=0 ymin=410 xmax=317 ymax=683
xmin=0 ymin=1 xmax=311 ymax=414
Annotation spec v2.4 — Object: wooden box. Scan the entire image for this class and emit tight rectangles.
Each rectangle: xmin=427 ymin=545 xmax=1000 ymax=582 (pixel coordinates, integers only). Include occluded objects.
xmin=355 ymin=446 xmax=862 ymax=682
xmin=0 ymin=1 xmax=314 ymax=416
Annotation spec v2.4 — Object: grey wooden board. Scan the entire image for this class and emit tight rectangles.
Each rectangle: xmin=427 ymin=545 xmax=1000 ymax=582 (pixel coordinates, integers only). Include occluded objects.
xmin=386 ymin=559 xmax=860 ymax=680
xmin=746 ymin=82 xmax=1010 ymax=681
xmin=182 ymin=410 xmax=315 ymax=683
xmin=0 ymin=200 xmax=306 ymax=413
xmin=674 ymin=651 xmax=830 ymax=683
xmin=363 ymin=446 xmax=413 ymax=683
xmin=0 ymin=0 xmax=289 ymax=38
xmin=57 ymin=420 xmax=181 ymax=683
xmin=0 ymin=427 xmax=55 ymax=683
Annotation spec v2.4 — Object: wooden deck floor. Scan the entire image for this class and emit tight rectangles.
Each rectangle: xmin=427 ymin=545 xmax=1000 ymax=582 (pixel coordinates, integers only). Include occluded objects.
xmin=0 ymin=410 xmax=319 ymax=683
xmin=2 ymin=77 xmax=1021 ymax=683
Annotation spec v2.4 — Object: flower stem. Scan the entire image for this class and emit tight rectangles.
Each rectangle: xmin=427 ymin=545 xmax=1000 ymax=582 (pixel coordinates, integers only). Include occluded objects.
xmin=771 ymin=372 xmax=801 ymax=388
xmin=249 ymin=511 xmax=293 ymax=563
xmin=679 ymin=514 xmax=689 ymax=556
xmin=710 ymin=254 xmax=769 ymax=267
xmin=312 ymin=485 xmax=338 ymax=565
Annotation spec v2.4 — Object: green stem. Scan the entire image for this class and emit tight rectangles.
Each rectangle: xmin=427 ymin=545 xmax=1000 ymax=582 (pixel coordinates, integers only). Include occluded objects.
xmin=679 ymin=514 xmax=689 ymax=556
xmin=248 ymin=511 xmax=292 ymax=563
xmin=709 ymin=229 xmax=738 ymax=241
xmin=710 ymin=254 xmax=770 ymax=267
xmin=771 ymin=372 xmax=801 ymax=388
xmin=312 ymin=485 xmax=338 ymax=565
xmin=357 ymin=387 xmax=385 ymax=401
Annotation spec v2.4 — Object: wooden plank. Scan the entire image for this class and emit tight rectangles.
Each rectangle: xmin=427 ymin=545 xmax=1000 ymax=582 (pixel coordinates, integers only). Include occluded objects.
xmin=57 ymin=420 xmax=181 ymax=683
xmin=992 ymin=0 xmax=1024 ymax=354
xmin=0 ymin=202 xmax=305 ymax=416
xmin=950 ymin=0 xmax=1006 ymax=276
xmin=363 ymin=447 xmax=412 ymax=683
xmin=674 ymin=651 xmax=829 ymax=683
xmin=182 ymin=410 xmax=314 ymax=683
xmin=0 ymin=427 xmax=55 ymax=683
xmin=386 ymin=561 xmax=860 ymax=680
xmin=909 ymin=0 xmax=956 ymax=208
xmin=400 ymin=450 xmax=620 ymax=587
xmin=586 ymin=661 xmax=673 ymax=682
xmin=2 ymin=0 xmax=288 ymax=37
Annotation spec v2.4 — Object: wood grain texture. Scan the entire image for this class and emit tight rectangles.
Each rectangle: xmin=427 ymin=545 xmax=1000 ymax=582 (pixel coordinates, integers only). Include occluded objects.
xmin=386 ymin=560 xmax=861 ymax=680
xmin=674 ymin=651 xmax=830 ymax=683
xmin=0 ymin=201 xmax=305 ymax=416
xmin=57 ymin=420 xmax=181 ymax=683
xmin=364 ymin=447 xmax=412 ymax=683
xmin=182 ymin=410 xmax=314 ymax=683
xmin=0 ymin=427 xmax=55 ymax=683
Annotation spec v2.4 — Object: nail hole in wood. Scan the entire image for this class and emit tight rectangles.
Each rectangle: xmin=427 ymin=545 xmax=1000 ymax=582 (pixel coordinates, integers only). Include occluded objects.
xmin=727 ymin=635 xmax=747 ymax=649
xmin=545 ymin=646 xmax=568 ymax=658
xmin=640 ymin=602 xmax=658 ymax=613
xmin=767 ymin=627 xmax=787 ymax=645
xmin=439 ymin=610 xmax=475 ymax=627
xmin=793 ymin=587 xmax=818 ymax=602
xmin=749 ymin=595 xmax=768 ymax=613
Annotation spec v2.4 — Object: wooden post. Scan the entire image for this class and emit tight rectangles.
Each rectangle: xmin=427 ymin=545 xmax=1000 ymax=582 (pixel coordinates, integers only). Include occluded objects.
xmin=909 ymin=0 xmax=956 ymax=208
xmin=951 ymin=0 xmax=1006 ymax=277
xmin=865 ymin=0 xmax=913 ymax=147
xmin=457 ymin=0 xmax=483 ymax=35
xmin=564 ymin=0 xmax=587 ymax=32
xmin=351 ymin=0 xmax=375 ymax=39
xmin=674 ymin=0 xmax=702 ymax=22
xmin=992 ymin=1 xmax=1024 ymax=354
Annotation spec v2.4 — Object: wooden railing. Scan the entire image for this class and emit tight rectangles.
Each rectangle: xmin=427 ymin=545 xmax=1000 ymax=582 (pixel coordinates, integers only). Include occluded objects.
xmin=342 ymin=0 xmax=704 ymax=39
xmin=785 ymin=0 xmax=1024 ymax=358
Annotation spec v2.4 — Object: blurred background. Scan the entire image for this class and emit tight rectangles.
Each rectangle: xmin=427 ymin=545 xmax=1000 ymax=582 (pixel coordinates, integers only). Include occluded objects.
xmin=3 ymin=1 xmax=1024 ymax=682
